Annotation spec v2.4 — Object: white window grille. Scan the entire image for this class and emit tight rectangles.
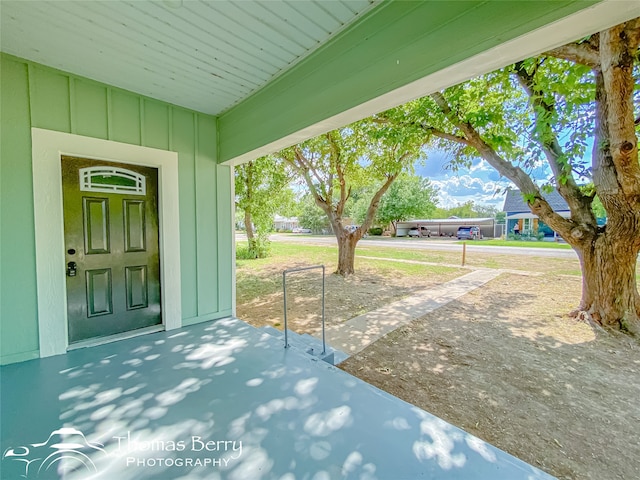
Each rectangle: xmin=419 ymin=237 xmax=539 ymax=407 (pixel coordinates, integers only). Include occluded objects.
xmin=79 ymin=167 xmax=146 ymax=195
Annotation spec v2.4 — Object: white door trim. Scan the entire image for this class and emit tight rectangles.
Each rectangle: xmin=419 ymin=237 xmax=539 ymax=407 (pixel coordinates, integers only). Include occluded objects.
xmin=31 ymin=128 xmax=182 ymax=357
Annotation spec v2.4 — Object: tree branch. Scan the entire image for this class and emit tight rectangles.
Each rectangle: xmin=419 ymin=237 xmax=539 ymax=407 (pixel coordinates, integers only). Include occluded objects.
xmin=544 ymin=40 xmax=600 ymax=68
xmin=374 ymin=112 xmax=469 ymax=146
xmin=430 ymin=91 xmax=456 ymax=119
xmin=513 ymin=62 xmax=596 ymax=227
xmin=429 ymin=128 xmax=473 ymax=146
xmin=430 ymin=89 xmax=581 ymax=242
xmin=326 ymin=132 xmax=349 ymax=218
xmin=294 ymin=147 xmax=329 ymax=200
xmin=361 ymin=172 xmax=399 ymax=234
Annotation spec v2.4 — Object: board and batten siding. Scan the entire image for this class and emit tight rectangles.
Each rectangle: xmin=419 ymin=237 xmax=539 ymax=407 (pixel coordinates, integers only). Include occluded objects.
xmin=0 ymin=53 xmax=234 ymax=365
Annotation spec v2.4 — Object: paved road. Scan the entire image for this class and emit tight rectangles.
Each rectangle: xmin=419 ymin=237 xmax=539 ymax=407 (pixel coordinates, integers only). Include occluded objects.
xmin=248 ymin=233 xmax=579 ymax=259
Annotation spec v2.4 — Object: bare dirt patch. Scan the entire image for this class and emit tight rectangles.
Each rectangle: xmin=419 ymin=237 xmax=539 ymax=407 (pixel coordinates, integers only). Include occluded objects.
xmin=340 ymin=273 xmax=640 ymax=480
xmin=237 ymin=260 xmax=465 ymax=335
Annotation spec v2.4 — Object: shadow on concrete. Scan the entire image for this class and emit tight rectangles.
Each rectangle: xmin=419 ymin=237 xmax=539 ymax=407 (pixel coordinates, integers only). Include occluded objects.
xmin=1 ymin=318 xmax=553 ymax=479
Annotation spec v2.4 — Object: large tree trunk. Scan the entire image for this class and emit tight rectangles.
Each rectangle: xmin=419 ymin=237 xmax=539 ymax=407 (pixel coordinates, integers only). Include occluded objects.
xmin=328 ymin=213 xmax=362 ymax=276
xmin=244 ymin=210 xmax=257 ymax=256
xmin=529 ymin=198 xmax=640 ymax=334
xmin=575 ymin=231 xmax=640 ymax=334
xmin=336 ymin=232 xmax=358 ymax=276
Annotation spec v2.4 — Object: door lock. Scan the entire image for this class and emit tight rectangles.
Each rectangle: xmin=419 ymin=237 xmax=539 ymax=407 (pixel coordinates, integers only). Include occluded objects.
xmin=67 ymin=261 xmax=78 ymax=277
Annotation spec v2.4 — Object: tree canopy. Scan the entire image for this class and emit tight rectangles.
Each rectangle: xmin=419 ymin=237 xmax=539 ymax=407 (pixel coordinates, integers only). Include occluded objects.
xmin=375 ymin=174 xmax=438 ymax=233
xmin=298 ymin=194 xmax=331 ymax=234
xmin=276 ymin=118 xmax=426 ymax=275
xmin=433 ymin=200 xmax=499 ymax=219
xmin=235 ymin=156 xmax=292 ymax=258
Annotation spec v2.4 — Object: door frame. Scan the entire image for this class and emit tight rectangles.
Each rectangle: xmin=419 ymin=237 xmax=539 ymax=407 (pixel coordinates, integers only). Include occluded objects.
xmin=31 ymin=128 xmax=182 ymax=357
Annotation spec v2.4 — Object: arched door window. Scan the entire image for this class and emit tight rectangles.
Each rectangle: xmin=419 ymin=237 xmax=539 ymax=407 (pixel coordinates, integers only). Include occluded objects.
xmin=79 ymin=166 xmax=146 ymax=195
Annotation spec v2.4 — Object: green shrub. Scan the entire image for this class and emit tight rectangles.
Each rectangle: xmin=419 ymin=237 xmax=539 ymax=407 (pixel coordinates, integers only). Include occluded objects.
xmin=236 ymin=244 xmax=254 ymax=260
xmin=368 ymin=227 xmax=383 ymax=236
xmin=236 ymin=236 xmax=271 ymax=259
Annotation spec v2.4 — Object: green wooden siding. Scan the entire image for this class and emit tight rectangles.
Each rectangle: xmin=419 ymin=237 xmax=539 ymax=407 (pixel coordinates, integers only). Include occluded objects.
xmin=73 ymin=79 xmax=109 ymax=139
xmin=196 ymin=115 xmax=220 ymax=315
xmin=216 ymin=165 xmax=234 ymax=314
xmin=0 ymin=53 xmax=233 ymax=364
xmin=0 ymin=58 xmax=39 ymax=364
xmin=143 ymin=100 xmax=170 ymax=151
xmin=110 ymin=90 xmax=142 ymax=145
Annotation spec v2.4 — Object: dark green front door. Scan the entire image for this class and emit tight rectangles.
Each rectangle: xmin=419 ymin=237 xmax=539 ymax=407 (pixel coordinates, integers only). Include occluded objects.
xmin=62 ymin=156 xmax=162 ymax=344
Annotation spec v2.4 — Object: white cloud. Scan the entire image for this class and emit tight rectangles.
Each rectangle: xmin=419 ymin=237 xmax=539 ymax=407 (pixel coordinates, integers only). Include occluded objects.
xmin=431 ymin=174 xmax=510 ymax=208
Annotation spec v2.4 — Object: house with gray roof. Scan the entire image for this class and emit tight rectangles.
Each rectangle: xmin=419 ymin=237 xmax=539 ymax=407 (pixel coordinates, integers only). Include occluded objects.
xmin=503 ymin=188 xmax=571 ymax=239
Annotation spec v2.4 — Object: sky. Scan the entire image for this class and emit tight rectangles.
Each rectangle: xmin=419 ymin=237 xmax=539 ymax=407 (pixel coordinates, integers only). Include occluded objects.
xmin=414 ymin=149 xmax=512 ymax=210
xmin=417 ymin=134 xmax=594 ymax=210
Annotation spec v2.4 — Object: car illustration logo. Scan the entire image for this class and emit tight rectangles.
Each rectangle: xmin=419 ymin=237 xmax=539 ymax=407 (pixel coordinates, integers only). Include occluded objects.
xmin=3 ymin=427 xmax=106 ymax=478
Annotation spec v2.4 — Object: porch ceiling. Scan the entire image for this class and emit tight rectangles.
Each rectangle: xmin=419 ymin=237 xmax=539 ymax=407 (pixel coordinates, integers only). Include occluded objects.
xmin=0 ymin=0 xmax=380 ymax=115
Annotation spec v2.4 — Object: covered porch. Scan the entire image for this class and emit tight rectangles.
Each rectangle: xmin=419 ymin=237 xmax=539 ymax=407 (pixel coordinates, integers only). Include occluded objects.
xmin=1 ymin=318 xmax=552 ymax=479
xmin=2 ymin=1 xmax=638 ymax=478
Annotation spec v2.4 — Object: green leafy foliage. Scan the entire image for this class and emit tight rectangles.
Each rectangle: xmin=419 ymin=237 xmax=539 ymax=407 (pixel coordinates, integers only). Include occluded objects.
xmin=375 ymin=173 xmax=439 ymax=232
xmin=235 ymin=156 xmax=291 ymax=258
xmin=433 ymin=201 xmax=498 ymax=219
xmin=298 ymin=194 xmax=331 ymax=233
xmin=378 ymin=21 xmax=640 ymax=329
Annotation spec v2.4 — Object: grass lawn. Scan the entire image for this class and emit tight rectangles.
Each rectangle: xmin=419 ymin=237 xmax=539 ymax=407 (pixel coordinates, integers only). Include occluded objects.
xmin=479 ymin=239 xmax=573 ymax=249
xmin=355 ymin=243 xmax=581 ymax=275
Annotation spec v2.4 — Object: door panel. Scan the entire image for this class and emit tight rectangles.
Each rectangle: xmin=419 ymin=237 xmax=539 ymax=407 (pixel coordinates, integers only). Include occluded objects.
xmin=83 ymin=197 xmax=110 ymax=254
xmin=86 ymin=268 xmax=113 ymax=316
xmin=62 ymin=156 xmax=162 ymax=344
xmin=125 ymin=265 xmax=148 ymax=310
xmin=123 ymin=199 xmax=146 ymax=252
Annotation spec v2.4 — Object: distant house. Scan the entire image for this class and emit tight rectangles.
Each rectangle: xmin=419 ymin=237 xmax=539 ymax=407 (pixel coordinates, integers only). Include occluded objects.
xmin=274 ymin=215 xmax=300 ymax=231
xmin=503 ymin=189 xmax=571 ymax=238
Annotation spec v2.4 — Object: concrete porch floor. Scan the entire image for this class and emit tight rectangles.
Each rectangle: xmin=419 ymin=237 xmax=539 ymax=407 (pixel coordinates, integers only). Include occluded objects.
xmin=1 ymin=318 xmax=553 ymax=479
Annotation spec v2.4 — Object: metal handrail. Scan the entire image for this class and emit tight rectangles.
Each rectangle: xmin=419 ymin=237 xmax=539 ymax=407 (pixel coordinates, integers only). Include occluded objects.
xmin=282 ymin=265 xmax=326 ymax=355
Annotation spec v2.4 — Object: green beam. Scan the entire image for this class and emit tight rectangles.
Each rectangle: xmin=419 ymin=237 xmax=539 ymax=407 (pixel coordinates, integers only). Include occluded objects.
xmin=218 ymin=0 xmax=599 ymax=163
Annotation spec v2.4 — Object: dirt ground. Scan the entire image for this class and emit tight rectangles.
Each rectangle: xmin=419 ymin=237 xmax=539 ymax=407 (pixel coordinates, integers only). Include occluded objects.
xmin=237 ymin=260 xmax=465 ymax=334
xmin=340 ymin=273 xmax=640 ymax=480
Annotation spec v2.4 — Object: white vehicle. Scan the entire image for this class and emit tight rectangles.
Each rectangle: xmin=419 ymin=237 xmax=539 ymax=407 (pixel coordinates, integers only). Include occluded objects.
xmin=407 ymin=226 xmax=431 ymax=238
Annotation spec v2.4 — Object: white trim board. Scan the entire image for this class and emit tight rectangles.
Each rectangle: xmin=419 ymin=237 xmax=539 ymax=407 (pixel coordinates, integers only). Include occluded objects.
xmin=31 ymin=128 xmax=182 ymax=358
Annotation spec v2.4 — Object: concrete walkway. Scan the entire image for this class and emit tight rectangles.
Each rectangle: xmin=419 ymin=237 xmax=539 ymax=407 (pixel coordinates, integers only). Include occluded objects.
xmin=324 ymin=269 xmax=503 ymax=356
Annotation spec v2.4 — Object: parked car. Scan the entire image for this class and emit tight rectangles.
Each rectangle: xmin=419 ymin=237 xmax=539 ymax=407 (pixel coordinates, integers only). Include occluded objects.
xmin=408 ymin=226 xmax=431 ymax=238
xmin=457 ymin=226 xmax=483 ymax=240
xmin=292 ymin=227 xmax=312 ymax=233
